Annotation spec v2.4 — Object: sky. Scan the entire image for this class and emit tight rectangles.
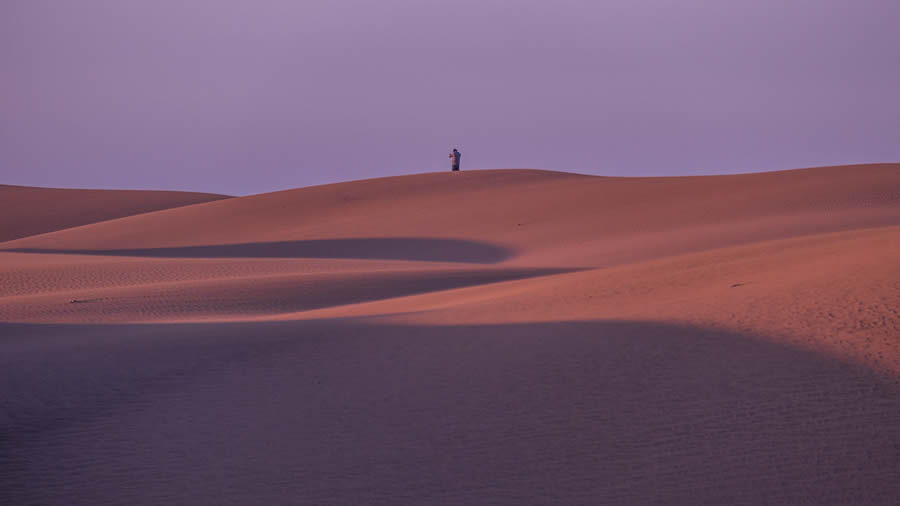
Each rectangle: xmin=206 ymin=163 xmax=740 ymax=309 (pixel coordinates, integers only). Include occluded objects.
xmin=2 ymin=0 xmax=899 ymax=195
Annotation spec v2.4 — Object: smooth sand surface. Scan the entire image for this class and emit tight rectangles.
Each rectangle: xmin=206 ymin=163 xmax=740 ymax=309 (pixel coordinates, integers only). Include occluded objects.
xmin=2 ymin=164 xmax=899 ymax=504
xmin=0 ymin=184 xmax=231 ymax=243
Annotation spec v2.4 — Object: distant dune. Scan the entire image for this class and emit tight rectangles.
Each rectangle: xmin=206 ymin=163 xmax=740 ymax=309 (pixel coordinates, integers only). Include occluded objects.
xmin=2 ymin=164 xmax=899 ymax=505
xmin=0 ymin=184 xmax=231 ymax=243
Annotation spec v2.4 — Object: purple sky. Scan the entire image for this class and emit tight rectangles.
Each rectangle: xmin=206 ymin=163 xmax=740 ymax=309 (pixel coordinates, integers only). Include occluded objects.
xmin=3 ymin=0 xmax=899 ymax=195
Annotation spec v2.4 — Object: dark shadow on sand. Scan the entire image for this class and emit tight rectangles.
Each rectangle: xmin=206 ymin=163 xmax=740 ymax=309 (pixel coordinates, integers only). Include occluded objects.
xmin=145 ymin=268 xmax=578 ymax=315
xmin=1 ymin=237 xmax=514 ymax=264
xmin=2 ymin=319 xmax=898 ymax=505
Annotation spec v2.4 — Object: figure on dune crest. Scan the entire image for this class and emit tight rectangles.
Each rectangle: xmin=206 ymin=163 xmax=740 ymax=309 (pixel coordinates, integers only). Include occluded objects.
xmin=449 ymin=148 xmax=461 ymax=171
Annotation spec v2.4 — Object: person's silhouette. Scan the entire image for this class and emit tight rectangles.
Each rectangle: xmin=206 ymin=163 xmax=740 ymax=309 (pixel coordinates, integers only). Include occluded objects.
xmin=449 ymin=148 xmax=461 ymax=171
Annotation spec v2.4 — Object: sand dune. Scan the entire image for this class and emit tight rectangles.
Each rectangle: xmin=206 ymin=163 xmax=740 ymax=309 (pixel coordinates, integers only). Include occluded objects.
xmin=5 ymin=165 xmax=899 ymax=266
xmin=2 ymin=164 xmax=899 ymax=504
xmin=0 ymin=184 xmax=230 ymax=243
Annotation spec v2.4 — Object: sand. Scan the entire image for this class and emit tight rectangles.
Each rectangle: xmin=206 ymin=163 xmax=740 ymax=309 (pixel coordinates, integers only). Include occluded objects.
xmin=0 ymin=184 xmax=231 ymax=243
xmin=1 ymin=164 xmax=899 ymax=504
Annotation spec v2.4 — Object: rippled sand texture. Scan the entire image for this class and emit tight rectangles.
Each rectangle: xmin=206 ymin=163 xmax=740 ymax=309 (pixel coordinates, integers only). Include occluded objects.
xmin=2 ymin=164 xmax=900 ymax=505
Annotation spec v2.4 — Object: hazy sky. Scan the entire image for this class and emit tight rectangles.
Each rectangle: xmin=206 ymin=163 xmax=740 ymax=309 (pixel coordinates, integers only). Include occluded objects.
xmin=3 ymin=0 xmax=899 ymax=195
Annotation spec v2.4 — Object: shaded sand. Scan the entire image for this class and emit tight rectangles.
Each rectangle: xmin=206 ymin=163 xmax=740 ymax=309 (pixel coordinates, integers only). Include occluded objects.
xmin=0 ymin=184 xmax=230 ymax=243
xmin=3 ymin=320 xmax=899 ymax=505
xmin=2 ymin=164 xmax=899 ymax=504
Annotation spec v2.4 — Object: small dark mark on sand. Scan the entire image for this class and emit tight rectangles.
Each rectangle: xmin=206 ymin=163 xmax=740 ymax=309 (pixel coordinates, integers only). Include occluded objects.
xmin=731 ymin=283 xmax=746 ymax=288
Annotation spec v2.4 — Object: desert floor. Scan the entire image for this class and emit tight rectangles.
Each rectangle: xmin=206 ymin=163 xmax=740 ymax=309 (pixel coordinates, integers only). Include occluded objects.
xmin=2 ymin=164 xmax=899 ymax=504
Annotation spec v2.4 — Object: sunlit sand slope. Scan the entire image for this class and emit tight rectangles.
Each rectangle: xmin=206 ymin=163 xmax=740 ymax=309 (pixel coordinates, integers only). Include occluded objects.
xmin=0 ymin=184 xmax=230 ymax=243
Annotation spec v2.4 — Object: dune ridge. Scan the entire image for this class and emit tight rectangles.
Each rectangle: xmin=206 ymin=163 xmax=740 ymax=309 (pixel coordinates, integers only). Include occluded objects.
xmin=0 ymin=184 xmax=231 ymax=243
xmin=2 ymin=164 xmax=899 ymax=505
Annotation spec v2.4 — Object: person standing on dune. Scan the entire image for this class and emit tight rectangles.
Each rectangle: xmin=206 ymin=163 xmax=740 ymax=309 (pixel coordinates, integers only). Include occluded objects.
xmin=449 ymin=148 xmax=461 ymax=171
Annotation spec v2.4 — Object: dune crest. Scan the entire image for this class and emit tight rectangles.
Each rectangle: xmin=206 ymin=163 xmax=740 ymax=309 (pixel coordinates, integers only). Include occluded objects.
xmin=0 ymin=184 xmax=230 ymax=243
